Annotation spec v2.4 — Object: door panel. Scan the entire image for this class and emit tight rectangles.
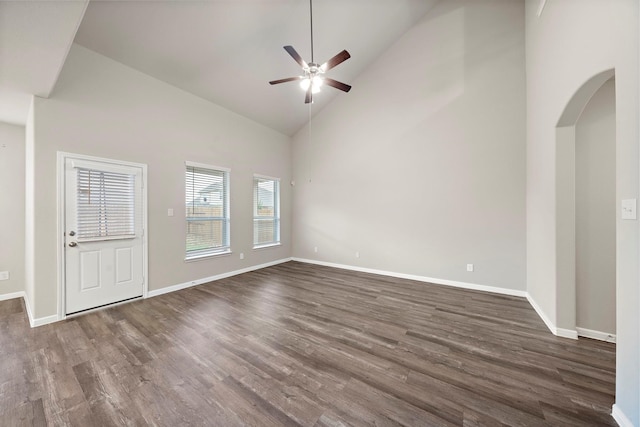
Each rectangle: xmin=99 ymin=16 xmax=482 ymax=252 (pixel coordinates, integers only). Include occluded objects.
xmin=65 ymin=157 xmax=144 ymax=314
xmin=80 ymin=251 xmax=101 ymax=290
xmin=115 ymin=248 xmax=133 ymax=283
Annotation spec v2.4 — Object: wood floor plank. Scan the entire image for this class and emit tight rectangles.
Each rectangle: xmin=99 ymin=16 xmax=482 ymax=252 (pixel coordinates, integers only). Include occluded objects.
xmin=0 ymin=261 xmax=616 ymax=426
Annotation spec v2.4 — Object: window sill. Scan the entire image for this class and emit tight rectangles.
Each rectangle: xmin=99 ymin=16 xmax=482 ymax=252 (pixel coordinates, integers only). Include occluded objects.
xmin=185 ymin=250 xmax=232 ymax=262
xmin=253 ymin=243 xmax=281 ymax=250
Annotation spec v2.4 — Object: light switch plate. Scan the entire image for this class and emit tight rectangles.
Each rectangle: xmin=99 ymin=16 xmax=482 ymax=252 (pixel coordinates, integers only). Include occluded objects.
xmin=0 ymin=271 xmax=9 ymax=281
xmin=622 ymin=199 xmax=637 ymax=220
xmin=167 ymin=208 xmax=174 ymax=217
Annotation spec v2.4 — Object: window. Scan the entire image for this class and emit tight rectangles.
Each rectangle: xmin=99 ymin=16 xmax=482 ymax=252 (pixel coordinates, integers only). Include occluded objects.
xmin=185 ymin=162 xmax=230 ymax=259
xmin=77 ymin=168 xmax=135 ymax=240
xmin=253 ymin=175 xmax=280 ymax=247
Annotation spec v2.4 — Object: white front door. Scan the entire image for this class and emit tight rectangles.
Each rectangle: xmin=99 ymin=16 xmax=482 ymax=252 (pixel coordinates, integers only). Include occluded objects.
xmin=64 ymin=156 xmax=145 ymax=315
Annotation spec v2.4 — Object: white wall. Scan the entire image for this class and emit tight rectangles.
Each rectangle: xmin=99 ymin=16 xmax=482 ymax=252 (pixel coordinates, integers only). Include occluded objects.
xmin=291 ymin=0 xmax=526 ymax=292
xmin=0 ymin=122 xmax=25 ymax=297
xmin=575 ymin=79 xmax=616 ymax=336
xmin=525 ymin=0 xmax=639 ymax=424
xmin=28 ymin=43 xmax=292 ymax=320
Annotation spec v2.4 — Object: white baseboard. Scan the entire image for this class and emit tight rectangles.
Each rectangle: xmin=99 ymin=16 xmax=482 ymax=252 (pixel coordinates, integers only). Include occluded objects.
xmin=576 ymin=327 xmax=616 ymax=343
xmin=0 ymin=291 xmax=25 ymax=302
xmin=147 ymin=257 xmax=293 ymax=298
xmin=10 ymin=259 xmax=615 ymax=346
xmin=22 ymin=292 xmax=58 ymax=327
xmin=556 ymin=327 xmax=579 ymax=339
xmin=526 ymin=294 xmax=578 ymax=339
xmin=17 ymin=258 xmax=293 ymax=328
xmin=526 ymin=294 xmax=556 ymax=334
xmin=291 ymin=259 xmax=585 ymax=342
xmin=611 ymin=404 xmax=633 ymax=427
xmin=291 ymin=258 xmax=528 ymax=298
xmin=32 ymin=314 xmax=59 ymax=327
xmin=23 ymin=292 xmax=35 ymax=328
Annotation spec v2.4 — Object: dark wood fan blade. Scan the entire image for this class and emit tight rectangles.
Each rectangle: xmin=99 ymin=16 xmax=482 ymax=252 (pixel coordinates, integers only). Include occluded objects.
xmin=305 ymin=86 xmax=313 ymax=104
xmin=324 ymin=78 xmax=352 ymax=92
xmin=269 ymin=76 xmax=303 ymax=85
xmin=321 ymin=50 xmax=350 ymax=71
xmin=284 ymin=46 xmax=308 ymax=69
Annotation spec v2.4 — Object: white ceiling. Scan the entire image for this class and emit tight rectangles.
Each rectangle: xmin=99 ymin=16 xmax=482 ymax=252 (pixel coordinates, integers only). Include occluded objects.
xmin=1 ymin=0 xmax=438 ymax=135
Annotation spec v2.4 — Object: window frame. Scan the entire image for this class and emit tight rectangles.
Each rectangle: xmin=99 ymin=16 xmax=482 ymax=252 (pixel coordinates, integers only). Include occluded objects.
xmin=252 ymin=174 xmax=281 ymax=249
xmin=185 ymin=161 xmax=231 ymax=261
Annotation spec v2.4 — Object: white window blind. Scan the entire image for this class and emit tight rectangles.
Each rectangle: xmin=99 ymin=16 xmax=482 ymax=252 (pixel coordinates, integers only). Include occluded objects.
xmin=186 ymin=163 xmax=230 ymax=259
xmin=77 ymin=168 xmax=136 ymax=240
xmin=253 ymin=176 xmax=280 ymax=247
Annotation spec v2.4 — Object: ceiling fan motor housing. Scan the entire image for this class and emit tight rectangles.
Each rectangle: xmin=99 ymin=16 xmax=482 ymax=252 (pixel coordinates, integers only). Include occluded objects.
xmin=306 ymin=63 xmax=323 ymax=77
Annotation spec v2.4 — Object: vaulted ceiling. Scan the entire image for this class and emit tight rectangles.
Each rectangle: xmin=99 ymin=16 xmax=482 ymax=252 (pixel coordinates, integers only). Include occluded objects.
xmin=1 ymin=0 xmax=438 ymax=136
xmin=0 ymin=1 xmax=88 ymax=125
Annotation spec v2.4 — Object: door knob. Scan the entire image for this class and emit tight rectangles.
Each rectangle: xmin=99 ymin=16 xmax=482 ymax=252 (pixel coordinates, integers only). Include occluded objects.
xmin=68 ymin=242 xmax=78 ymax=247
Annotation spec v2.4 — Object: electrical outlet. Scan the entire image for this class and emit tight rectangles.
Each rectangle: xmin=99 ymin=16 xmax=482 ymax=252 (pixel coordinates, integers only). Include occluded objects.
xmin=0 ymin=271 xmax=8 ymax=280
xmin=314 ymin=246 xmax=318 ymax=253
xmin=167 ymin=208 xmax=174 ymax=217
xmin=355 ymin=251 xmax=360 ymax=258
xmin=240 ymin=253 xmax=244 ymax=260
xmin=466 ymin=264 xmax=474 ymax=272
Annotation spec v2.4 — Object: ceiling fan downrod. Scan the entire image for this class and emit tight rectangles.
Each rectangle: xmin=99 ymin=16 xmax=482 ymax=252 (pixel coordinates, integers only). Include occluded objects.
xmin=309 ymin=0 xmax=314 ymax=64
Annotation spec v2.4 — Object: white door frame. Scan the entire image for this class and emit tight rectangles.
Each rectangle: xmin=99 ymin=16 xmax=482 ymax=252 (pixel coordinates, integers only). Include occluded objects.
xmin=56 ymin=152 xmax=149 ymax=321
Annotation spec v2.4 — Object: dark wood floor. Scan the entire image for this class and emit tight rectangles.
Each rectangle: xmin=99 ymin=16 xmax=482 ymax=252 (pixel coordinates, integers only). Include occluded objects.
xmin=0 ymin=261 xmax=616 ymax=426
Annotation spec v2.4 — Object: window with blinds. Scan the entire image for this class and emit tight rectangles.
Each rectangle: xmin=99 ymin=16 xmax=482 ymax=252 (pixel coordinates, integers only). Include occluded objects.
xmin=185 ymin=163 xmax=230 ymax=259
xmin=253 ymin=176 xmax=280 ymax=247
xmin=77 ymin=168 xmax=136 ymax=240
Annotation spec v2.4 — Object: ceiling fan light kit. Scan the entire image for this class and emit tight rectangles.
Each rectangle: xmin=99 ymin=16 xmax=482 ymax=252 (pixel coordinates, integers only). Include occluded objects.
xmin=269 ymin=0 xmax=352 ymax=104
xmin=300 ymin=75 xmax=323 ymax=93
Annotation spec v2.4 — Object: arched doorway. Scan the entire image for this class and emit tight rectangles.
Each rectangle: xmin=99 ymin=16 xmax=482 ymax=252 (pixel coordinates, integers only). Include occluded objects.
xmin=555 ymin=69 xmax=617 ymax=340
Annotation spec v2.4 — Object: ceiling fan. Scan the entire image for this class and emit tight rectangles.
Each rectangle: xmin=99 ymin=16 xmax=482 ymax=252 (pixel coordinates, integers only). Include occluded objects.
xmin=269 ymin=0 xmax=352 ymax=104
